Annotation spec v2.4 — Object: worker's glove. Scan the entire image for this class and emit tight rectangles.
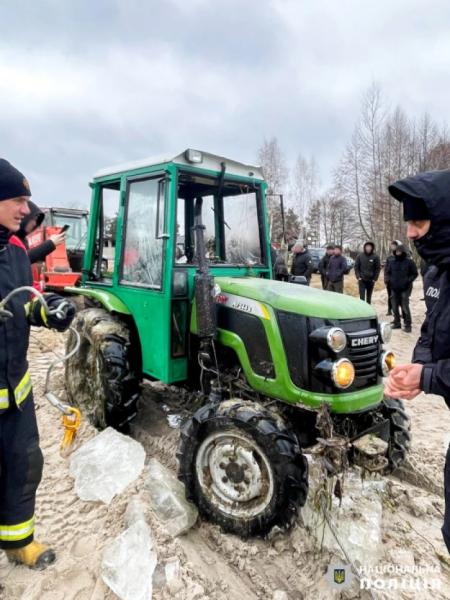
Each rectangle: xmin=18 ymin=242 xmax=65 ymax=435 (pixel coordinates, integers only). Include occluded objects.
xmin=45 ymin=294 xmax=76 ymax=331
xmin=30 ymin=294 xmax=76 ymax=331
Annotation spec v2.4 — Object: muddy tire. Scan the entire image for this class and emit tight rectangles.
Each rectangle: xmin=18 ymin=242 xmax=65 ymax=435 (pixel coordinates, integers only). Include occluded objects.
xmin=65 ymin=308 xmax=140 ymax=430
xmin=177 ymin=399 xmax=308 ymax=537
xmin=382 ymin=397 xmax=411 ymax=473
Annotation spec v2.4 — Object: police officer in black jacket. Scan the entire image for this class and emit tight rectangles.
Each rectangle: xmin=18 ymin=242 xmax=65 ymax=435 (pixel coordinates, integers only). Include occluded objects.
xmin=355 ymin=241 xmax=381 ymax=304
xmin=0 ymin=160 xmax=75 ymax=569
xmin=290 ymin=241 xmax=313 ymax=284
xmin=386 ymin=169 xmax=450 ymax=554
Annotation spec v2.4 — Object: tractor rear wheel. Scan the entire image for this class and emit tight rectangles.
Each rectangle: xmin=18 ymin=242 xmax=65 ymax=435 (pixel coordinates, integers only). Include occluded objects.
xmin=177 ymin=399 xmax=308 ymax=537
xmin=65 ymin=308 xmax=140 ymax=430
xmin=382 ymin=397 xmax=412 ymax=473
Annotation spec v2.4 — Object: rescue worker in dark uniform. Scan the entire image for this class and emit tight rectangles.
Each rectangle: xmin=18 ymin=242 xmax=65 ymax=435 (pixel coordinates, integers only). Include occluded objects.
xmin=16 ymin=200 xmax=66 ymax=264
xmin=0 ymin=159 xmax=75 ymax=569
xmin=385 ymin=169 xmax=450 ymax=554
xmin=290 ymin=241 xmax=313 ymax=284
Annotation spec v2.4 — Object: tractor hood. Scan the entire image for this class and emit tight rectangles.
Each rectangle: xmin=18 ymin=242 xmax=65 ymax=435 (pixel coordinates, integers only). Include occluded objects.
xmin=215 ymin=277 xmax=375 ymax=320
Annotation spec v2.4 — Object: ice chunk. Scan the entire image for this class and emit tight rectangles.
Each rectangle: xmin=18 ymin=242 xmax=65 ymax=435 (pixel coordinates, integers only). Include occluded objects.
xmin=70 ymin=427 xmax=146 ymax=504
xmin=125 ymin=494 xmax=148 ymax=527
xmin=165 ymin=557 xmax=183 ymax=594
xmin=102 ymin=520 xmax=157 ymax=600
xmin=144 ymin=458 xmax=198 ymax=536
xmin=300 ymin=457 xmax=385 ymax=566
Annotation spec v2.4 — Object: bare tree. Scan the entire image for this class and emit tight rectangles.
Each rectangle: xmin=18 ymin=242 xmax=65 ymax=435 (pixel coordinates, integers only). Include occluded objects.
xmin=291 ymin=153 xmax=320 ymax=224
xmin=257 ymin=137 xmax=288 ymax=241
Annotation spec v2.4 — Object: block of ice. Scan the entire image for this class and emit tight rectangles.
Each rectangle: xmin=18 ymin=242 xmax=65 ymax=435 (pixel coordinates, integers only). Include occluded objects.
xmin=102 ymin=520 xmax=157 ymax=600
xmin=70 ymin=427 xmax=145 ymax=504
xmin=145 ymin=458 xmax=198 ymax=536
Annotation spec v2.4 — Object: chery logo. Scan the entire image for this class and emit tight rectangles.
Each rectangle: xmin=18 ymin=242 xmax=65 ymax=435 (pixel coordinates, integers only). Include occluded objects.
xmin=351 ymin=335 xmax=379 ymax=347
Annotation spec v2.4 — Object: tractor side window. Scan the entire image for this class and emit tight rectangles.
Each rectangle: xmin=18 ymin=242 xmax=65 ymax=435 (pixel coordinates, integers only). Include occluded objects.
xmin=92 ymin=181 xmax=120 ymax=281
xmin=175 ymin=195 xmax=215 ymax=264
xmin=222 ymin=191 xmax=262 ymax=265
xmin=121 ymin=178 xmax=164 ymax=288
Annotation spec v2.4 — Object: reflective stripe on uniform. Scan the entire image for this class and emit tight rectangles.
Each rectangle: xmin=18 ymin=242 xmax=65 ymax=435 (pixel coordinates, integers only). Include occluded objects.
xmin=0 ymin=516 xmax=35 ymax=541
xmin=0 ymin=388 xmax=9 ymax=410
xmin=39 ymin=304 xmax=48 ymax=327
xmin=14 ymin=371 xmax=32 ymax=406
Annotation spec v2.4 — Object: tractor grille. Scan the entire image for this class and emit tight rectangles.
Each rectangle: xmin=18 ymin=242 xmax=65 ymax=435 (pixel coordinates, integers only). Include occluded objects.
xmin=341 ymin=325 xmax=380 ymax=387
xmin=347 ymin=339 xmax=379 ymax=379
xmin=276 ymin=312 xmax=381 ymax=393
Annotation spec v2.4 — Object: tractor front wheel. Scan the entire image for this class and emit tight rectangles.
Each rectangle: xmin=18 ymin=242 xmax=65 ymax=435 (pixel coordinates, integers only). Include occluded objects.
xmin=177 ymin=399 xmax=308 ymax=537
xmin=65 ymin=308 xmax=140 ymax=430
xmin=382 ymin=397 xmax=412 ymax=473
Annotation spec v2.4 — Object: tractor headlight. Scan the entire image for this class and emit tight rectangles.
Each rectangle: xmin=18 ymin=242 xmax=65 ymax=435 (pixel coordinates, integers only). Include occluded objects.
xmin=327 ymin=327 xmax=347 ymax=353
xmin=379 ymin=321 xmax=392 ymax=344
xmin=332 ymin=358 xmax=355 ymax=389
xmin=380 ymin=351 xmax=395 ymax=376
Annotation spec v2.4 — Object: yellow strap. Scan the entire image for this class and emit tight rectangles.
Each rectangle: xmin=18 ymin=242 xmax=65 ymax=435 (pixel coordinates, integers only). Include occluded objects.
xmin=14 ymin=371 xmax=32 ymax=406
xmin=0 ymin=516 xmax=35 ymax=541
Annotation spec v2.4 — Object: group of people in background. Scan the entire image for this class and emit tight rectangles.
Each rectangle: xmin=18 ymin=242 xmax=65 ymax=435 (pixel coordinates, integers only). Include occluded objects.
xmin=352 ymin=238 xmax=418 ymax=332
xmin=272 ymin=237 xmax=420 ymax=333
xmin=288 ymin=241 xmax=349 ymax=292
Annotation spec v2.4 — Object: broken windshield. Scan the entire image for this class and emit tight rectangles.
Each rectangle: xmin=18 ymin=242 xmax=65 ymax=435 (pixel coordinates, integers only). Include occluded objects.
xmin=175 ymin=173 xmax=265 ymax=266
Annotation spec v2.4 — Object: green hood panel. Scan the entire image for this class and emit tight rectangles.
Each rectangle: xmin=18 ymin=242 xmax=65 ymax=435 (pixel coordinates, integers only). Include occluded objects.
xmin=215 ymin=277 xmax=375 ymax=319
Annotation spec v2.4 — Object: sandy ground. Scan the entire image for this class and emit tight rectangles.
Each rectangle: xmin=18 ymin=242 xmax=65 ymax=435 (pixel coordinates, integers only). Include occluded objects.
xmin=1 ymin=275 xmax=450 ymax=600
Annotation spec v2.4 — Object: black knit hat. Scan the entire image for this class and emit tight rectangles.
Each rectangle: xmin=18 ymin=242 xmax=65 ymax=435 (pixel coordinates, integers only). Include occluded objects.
xmin=401 ymin=196 xmax=430 ymax=222
xmin=0 ymin=159 xmax=31 ymax=201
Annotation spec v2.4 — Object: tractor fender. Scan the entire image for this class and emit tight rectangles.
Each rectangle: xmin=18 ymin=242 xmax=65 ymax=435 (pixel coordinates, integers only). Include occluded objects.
xmin=64 ymin=287 xmax=132 ymax=315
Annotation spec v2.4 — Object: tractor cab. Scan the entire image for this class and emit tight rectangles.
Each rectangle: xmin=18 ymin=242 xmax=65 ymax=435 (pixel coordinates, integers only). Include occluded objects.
xmin=79 ymin=150 xmax=271 ymax=383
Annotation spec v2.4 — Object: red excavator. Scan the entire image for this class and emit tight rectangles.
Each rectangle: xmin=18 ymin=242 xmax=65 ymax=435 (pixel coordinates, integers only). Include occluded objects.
xmin=28 ymin=207 xmax=88 ymax=292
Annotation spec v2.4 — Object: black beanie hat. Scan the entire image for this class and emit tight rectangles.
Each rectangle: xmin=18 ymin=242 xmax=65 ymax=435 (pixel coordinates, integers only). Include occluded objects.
xmin=0 ymin=159 xmax=31 ymax=201
xmin=401 ymin=196 xmax=430 ymax=222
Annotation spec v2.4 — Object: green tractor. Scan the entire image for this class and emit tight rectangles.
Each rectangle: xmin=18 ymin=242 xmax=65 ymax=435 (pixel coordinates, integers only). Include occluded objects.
xmin=65 ymin=149 xmax=410 ymax=536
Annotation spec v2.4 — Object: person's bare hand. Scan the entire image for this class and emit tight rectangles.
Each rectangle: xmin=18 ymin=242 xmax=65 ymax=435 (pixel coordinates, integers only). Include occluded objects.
xmin=385 ymin=364 xmax=423 ymax=400
xmin=49 ymin=232 xmax=66 ymax=246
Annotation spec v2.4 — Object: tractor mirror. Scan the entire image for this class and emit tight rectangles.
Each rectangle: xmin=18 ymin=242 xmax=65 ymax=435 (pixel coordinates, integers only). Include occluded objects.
xmin=156 ymin=178 xmax=169 ymax=240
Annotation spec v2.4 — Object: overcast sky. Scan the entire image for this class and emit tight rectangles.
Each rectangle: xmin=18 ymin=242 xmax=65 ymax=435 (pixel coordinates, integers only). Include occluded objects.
xmin=1 ymin=0 xmax=449 ymax=208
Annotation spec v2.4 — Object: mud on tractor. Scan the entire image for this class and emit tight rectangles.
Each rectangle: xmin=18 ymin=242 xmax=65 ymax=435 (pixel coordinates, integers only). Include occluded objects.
xmin=64 ymin=150 xmax=410 ymax=536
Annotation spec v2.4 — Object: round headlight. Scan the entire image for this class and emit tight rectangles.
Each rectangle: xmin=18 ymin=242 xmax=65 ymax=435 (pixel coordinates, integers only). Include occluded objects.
xmin=332 ymin=358 xmax=355 ymax=389
xmin=379 ymin=321 xmax=392 ymax=344
xmin=380 ymin=351 xmax=396 ymax=376
xmin=327 ymin=327 xmax=347 ymax=353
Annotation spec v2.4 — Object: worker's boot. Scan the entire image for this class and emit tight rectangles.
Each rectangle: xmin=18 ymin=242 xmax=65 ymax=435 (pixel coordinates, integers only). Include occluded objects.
xmin=5 ymin=541 xmax=56 ymax=570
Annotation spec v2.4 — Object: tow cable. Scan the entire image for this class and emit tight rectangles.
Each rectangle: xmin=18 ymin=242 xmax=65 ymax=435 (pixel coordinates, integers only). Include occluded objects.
xmin=0 ymin=286 xmax=81 ymax=452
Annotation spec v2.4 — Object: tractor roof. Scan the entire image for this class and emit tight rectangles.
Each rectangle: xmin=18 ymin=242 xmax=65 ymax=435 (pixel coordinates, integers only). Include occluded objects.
xmin=94 ymin=149 xmax=264 ymax=181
